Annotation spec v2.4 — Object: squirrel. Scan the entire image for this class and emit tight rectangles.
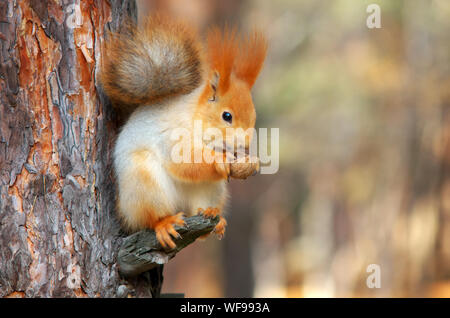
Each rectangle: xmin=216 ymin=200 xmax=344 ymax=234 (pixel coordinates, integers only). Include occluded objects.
xmin=100 ymin=14 xmax=267 ymax=249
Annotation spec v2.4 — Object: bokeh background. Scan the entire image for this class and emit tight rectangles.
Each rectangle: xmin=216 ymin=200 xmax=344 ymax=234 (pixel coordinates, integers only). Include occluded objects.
xmin=139 ymin=0 xmax=450 ymax=297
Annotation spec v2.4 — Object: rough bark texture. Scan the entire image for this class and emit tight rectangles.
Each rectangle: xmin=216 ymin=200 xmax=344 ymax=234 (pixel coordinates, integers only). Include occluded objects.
xmin=0 ymin=0 xmax=148 ymax=297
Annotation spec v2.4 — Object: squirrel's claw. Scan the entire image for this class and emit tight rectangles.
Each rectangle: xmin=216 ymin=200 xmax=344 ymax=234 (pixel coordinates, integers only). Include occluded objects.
xmin=154 ymin=212 xmax=186 ymax=249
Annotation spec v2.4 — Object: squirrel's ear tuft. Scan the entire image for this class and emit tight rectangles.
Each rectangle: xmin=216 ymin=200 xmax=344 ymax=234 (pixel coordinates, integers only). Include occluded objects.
xmin=235 ymin=30 xmax=268 ymax=88
xmin=206 ymin=27 xmax=267 ymax=92
xmin=209 ymin=71 xmax=220 ymax=101
xmin=207 ymin=26 xmax=238 ymax=94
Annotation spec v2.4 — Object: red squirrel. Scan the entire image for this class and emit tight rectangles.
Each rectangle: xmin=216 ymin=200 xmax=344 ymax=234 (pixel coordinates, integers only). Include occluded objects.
xmin=100 ymin=14 xmax=267 ymax=249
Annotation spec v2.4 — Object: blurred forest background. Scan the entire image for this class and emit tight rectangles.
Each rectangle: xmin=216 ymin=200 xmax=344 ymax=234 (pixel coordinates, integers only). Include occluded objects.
xmin=141 ymin=0 xmax=450 ymax=297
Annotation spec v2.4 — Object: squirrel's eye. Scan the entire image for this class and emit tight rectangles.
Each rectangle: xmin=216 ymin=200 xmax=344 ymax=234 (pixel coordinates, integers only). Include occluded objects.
xmin=222 ymin=111 xmax=232 ymax=124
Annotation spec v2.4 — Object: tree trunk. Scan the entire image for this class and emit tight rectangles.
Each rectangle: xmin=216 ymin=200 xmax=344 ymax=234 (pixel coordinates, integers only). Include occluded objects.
xmin=0 ymin=0 xmax=156 ymax=297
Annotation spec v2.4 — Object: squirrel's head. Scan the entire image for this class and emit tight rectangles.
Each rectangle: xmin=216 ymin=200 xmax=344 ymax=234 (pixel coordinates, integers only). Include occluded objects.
xmin=194 ymin=27 xmax=267 ymax=154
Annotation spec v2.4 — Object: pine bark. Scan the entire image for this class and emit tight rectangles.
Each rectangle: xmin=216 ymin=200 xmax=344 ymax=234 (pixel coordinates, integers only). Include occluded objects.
xmin=0 ymin=0 xmax=151 ymax=297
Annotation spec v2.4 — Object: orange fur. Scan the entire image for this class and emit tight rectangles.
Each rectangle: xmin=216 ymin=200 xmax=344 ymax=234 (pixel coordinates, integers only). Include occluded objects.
xmin=235 ymin=30 xmax=268 ymax=88
xmin=166 ymin=161 xmax=224 ymax=182
xmin=166 ymin=148 xmax=230 ymax=182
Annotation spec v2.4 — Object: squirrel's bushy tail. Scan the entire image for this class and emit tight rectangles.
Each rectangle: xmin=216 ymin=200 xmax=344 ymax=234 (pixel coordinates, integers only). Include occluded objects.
xmin=100 ymin=14 xmax=203 ymax=112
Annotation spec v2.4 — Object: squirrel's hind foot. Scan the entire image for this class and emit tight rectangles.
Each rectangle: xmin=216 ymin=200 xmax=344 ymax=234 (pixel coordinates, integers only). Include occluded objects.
xmin=197 ymin=208 xmax=227 ymax=240
xmin=154 ymin=212 xmax=186 ymax=249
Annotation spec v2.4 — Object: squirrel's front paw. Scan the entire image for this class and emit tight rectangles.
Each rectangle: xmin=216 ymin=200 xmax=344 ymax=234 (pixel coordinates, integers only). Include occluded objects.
xmin=214 ymin=151 xmax=235 ymax=180
xmin=154 ymin=212 xmax=186 ymax=249
xmin=214 ymin=161 xmax=231 ymax=180
xmin=230 ymin=156 xmax=260 ymax=180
